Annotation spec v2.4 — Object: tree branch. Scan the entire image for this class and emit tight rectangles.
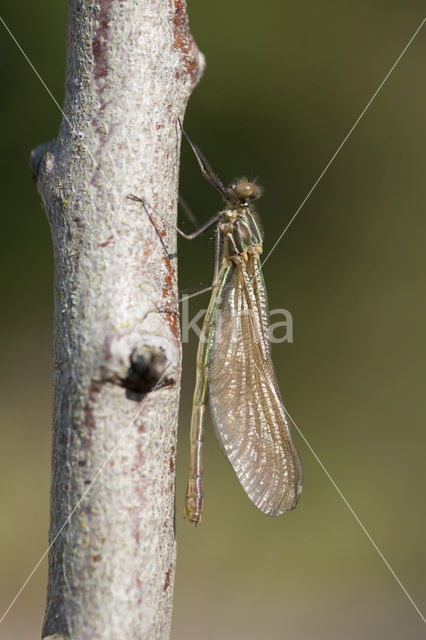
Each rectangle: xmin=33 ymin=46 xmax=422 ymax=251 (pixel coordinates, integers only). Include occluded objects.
xmin=30 ymin=1 xmax=204 ymax=637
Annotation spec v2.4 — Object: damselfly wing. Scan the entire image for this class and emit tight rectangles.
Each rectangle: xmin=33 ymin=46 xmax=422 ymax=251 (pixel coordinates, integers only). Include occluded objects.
xmin=208 ymin=249 xmax=302 ymax=517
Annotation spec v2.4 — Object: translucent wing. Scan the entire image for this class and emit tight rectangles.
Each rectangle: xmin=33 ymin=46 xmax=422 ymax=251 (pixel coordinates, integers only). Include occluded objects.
xmin=208 ymin=256 xmax=302 ymax=515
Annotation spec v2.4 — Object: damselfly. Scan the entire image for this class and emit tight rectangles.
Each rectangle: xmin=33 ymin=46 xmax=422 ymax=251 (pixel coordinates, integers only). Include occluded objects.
xmin=180 ymin=126 xmax=303 ymax=525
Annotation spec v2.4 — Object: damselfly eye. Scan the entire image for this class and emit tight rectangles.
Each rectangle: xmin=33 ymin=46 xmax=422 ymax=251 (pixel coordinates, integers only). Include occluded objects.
xmin=228 ymin=179 xmax=263 ymax=203
xmin=232 ymin=181 xmax=255 ymax=200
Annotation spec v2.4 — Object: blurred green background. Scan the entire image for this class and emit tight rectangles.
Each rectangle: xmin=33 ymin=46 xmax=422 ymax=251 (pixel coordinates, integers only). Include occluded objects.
xmin=0 ymin=1 xmax=425 ymax=638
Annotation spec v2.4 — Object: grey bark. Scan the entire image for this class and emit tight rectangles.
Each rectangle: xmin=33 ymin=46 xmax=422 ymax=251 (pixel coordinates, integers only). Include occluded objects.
xmin=30 ymin=1 xmax=204 ymax=638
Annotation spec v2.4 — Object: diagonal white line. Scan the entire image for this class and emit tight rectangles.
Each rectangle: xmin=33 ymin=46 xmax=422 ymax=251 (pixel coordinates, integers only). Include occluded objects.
xmin=261 ymin=16 xmax=426 ymax=270
xmin=0 ymin=16 xmax=65 ymax=123
xmin=285 ymin=407 xmax=426 ymax=625
xmin=0 ymin=359 xmax=176 ymax=626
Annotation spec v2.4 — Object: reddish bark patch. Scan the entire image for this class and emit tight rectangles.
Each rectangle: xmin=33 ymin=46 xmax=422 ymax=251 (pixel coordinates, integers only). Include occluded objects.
xmin=132 ymin=442 xmax=145 ymax=504
xmin=131 ymin=438 xmax=145 ymax=503
xmin=84 ymin=382 xmax=102 ymax=433
xmin=142 ymin=244 xmax=153 ymax=264
xmin=92 ymin=554 xmax=102 ymax=562
xmin=84 ymin=404 xmax=95 ymax=432
xmin=161 ymin=255 xmax=179 ymax=340
xmin=162 ymin=257 xmax=173 ymax=300
xmin=169 ymin=456 xmax=174 ymax=473
xmin=163 ymin=568 xmax=171 ymax=591
xmin=170 ymin=0 xmax=201 ymax=88
xmin=135 ymin=438 xmax=144 ymax=467
xmin=92 ymin=0 xmax=113 ymax=81
xmin=99 ymin=235 xmax=113 ymax=247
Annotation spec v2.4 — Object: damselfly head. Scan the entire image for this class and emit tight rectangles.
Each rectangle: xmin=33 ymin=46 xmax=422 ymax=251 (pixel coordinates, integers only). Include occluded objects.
xmin=227 ymin=179 xmax=263 ymax=205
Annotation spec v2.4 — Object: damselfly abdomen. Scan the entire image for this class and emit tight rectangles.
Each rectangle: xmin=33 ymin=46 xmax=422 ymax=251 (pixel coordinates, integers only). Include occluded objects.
xmin=181 ymin=128 xmax=303 ymax=525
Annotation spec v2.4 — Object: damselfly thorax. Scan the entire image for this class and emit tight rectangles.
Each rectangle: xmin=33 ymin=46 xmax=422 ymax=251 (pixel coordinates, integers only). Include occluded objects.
xmin=218 ymin=202 xmax=263 ymax=264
